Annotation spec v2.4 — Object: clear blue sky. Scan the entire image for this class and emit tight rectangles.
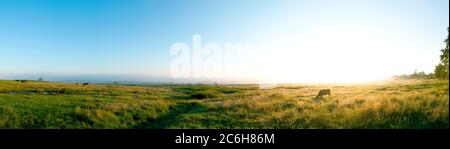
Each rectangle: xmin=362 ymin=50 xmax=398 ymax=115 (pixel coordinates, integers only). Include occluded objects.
xmin=0 ymin=0 xmax=448 ymax=82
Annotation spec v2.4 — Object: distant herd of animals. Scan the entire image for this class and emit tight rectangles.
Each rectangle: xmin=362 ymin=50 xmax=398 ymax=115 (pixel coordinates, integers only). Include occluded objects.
xmin=15 ymin=80 xmax=89 ymax=86
xmin=13 ymin=79 xmax=331 ymax=101
xmin=14 ymin=80 xmax=27 ymax=83
xmin=75 ymin=82 xmax=89 ymax=86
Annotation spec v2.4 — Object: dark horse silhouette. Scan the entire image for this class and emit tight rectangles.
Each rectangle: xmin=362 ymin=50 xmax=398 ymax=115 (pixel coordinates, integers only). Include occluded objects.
xmin=314 ymin=89 xmax=331 ymax=102
xmin=82 ymin=82 xmax=89 ymax=86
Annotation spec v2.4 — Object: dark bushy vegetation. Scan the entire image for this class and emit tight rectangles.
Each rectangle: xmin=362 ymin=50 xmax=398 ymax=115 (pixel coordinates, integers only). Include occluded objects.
xmin=434 ymin=27 xmax=449 ymax=80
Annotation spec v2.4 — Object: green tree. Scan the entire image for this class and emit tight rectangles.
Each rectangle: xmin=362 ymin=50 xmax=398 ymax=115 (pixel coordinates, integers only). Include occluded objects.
xmin=434 ymin=27 xmax=449 ymax=79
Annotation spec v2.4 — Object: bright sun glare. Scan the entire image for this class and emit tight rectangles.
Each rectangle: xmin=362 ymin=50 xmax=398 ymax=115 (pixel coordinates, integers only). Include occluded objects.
xmin=248 ymin=26 xmax=417 ymax=84
xmin=171 ymin=24 xmax=431 ymax=84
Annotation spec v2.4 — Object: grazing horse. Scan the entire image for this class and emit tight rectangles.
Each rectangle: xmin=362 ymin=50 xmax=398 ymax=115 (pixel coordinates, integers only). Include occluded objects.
xmin=20 ymin=80 xmax=27 ymax=83
xmin=82 ymin=82 xmax=89 ymax=86
xmin=314 ymin=89 xmax=331 ymax=101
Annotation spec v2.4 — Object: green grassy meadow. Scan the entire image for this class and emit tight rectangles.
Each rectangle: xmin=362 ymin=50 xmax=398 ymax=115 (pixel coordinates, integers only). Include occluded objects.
xmin=0 ymin=79 xmax=448 ymax=128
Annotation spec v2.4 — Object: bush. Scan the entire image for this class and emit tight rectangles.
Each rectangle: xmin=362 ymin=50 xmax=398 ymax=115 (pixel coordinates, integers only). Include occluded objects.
xmin=190 ymin=91 xmax=219 ymax=99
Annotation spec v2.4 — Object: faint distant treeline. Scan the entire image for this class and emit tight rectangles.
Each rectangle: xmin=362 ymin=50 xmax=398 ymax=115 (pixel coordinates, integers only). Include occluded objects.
xmin=392 ymin=70 xmax=435 ymax=80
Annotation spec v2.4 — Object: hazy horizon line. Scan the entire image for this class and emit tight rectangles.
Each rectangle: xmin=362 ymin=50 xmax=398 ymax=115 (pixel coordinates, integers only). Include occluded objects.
xmin=0 ymin=72 xmax=411 ymax=85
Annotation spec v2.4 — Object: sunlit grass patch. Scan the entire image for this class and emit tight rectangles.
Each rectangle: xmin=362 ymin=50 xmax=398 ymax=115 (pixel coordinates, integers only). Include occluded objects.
xmin=0 ymin=79 xmax=448 ymax=128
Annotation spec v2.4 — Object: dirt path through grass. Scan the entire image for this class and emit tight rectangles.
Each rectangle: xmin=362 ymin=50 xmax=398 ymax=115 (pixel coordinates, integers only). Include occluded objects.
xmin=143 ymin=102 xmax=207 ymax=128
